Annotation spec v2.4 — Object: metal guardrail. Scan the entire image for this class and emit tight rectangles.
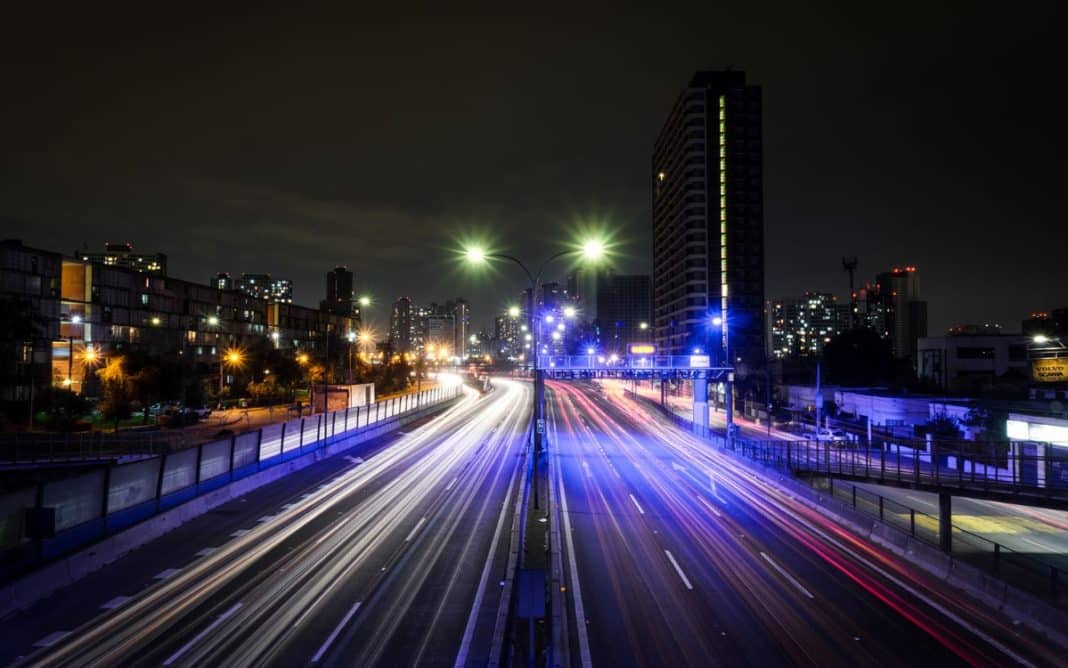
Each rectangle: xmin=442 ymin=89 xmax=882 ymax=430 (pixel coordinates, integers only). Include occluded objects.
xmin=0 ymin=392 xmax=443 ymax=465
xmin=0 ymin=386 xmax=463 ymax=583
xmin=631 ymin=391 xmax=1068 ymax=608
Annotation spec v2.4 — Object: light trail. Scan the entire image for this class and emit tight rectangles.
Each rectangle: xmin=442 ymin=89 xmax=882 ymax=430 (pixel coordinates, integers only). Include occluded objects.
xmin=546 ymin=380 xmax=1060 ymax=666
xmin=27 ymin=380 xmax=531 ymax=668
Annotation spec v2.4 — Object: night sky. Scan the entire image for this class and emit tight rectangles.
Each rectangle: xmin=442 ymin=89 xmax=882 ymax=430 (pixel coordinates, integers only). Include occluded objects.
xmin=2 ymin=4 xmax=1065 ymax=335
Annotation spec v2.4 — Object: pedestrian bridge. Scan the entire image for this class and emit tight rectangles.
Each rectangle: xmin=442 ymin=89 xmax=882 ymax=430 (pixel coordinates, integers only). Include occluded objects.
xmin=537 ymin=354 xmax=731 ymax=379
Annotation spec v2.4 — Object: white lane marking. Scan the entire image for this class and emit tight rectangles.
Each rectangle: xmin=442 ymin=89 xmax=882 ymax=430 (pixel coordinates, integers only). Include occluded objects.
xmin=696 ymin=495 xmax=722 ymax=518
xmin=629 ymin=494 xmax=645 ymax=515
xmin=281 ymin=503 xmax=297 ymax=510
xmin=163 ymin=601 xmax=243 ymax=666
xmin=582 ymin=461 xmax=592 ymax=477
xmin=153 ymin=568 xmax=180 ymax=580
xmin=664 ymin=550 xmax=693 ymax=590
xmin=100 ymin=596 xmax=131 ymax=610
xmin=405 ymin=516 xmax=427 ymax=543
xmin=344 ymin=456 xmax=364 ymax=465
xmin=312 ymin=600 xmax=362 ymax=663
xmin=725 ymin=472 xmax=1040 ymax=668
xmin=195 ymin=547 xmax=220 ymax=558
xmin=760 ymin=552 xmax=814 ymax=599
xmin=455 ymin=432 xmax=526 ymax=668
xmin=555 ymin=416 xmax=593 ymax=667
xmin=230 ymin=529 xmax=251 ymax=538
xmin=33 ymin=631 xmax=69 ymax=648
xmin=445 ymin=476 xmax=459 ymax=492
xmin=257 ymin=515 xmax=275 ymax=523
xmin=672 ymin=462 xmax=688 ymax=473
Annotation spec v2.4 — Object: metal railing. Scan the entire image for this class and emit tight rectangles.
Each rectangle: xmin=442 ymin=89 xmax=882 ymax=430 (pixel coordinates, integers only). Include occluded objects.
xmin=634 ymin=391 xmax=1068 ymax=608
xmin=815 ymin=477 xmax=1067 ymax=609
xmin=0 ymin=386 xmax=463 ymax=582
xmin=0 ymin=391 xmax=444 ymax=464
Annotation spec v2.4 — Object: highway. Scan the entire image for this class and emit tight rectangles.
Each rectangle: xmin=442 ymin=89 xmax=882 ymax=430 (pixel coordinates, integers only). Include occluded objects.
xmin=630 ymin=380 xmax=1068 ymax=572
xmin=547 ymin=380 xmax=1060 ymax=666
xmin=9 ymin=379 xmax=529 ymax=667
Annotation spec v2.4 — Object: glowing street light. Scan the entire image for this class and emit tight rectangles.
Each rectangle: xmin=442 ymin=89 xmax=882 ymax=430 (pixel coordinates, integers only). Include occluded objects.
xmin=358 ymin=295 xmax=371 ymax=307
xmin=1033 ymin=334 xmax=1050 ymax=344
xmin=563 ymin=306 xmax=577 ymax=319
xmin=639 ymin=321 xmax=649 ymax=330
xmin=207 ymin=315 xmax=219 ymax=326
xmin=508 ymin=305 xmax=521 ymax=318
xmin=464 ymin=246 xmax=487 ymax=264
xmin=219 ymin=348 xmax=244 ymax=409
xmin=581 ymin=238 xmax=605 ymax=260
xmin=460 ymin=235 xmax=612 ymax=469
xmin=711 ymin=315 xmax=723 ymax=327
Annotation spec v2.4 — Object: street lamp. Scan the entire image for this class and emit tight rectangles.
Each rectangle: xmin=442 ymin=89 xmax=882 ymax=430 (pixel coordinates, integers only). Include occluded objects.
xmin=345 ymin=331 xmax=357 ymax=382
xmin=463 ymin=237 xmax=608 ymax=461
xmin=219 ymin=348 xmax=243 ymax=409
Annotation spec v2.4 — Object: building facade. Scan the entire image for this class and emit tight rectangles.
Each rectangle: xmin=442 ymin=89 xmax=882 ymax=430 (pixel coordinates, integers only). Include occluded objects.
xmin=857 ymin=266 xmax=928 ymax=362
xmin=652 ymin=70 xmax=765 ymax=377
xmin=595 ymin=273 xmax=652 ymax=354
xmin=2 ymin=240 xmax=354 ymax=408
xmin=322 ymin=265 xmax=357 ymax=318
xmin=768 ymin=292 xmax=849 ymax=360
xmin=74 ymin=242 xmax=167 ymax=276
xmin=917 ymin=333 xmax=1030 ymax=393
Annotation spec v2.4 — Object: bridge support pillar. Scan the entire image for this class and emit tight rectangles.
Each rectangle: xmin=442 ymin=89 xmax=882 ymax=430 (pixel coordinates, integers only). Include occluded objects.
xmin=693 ymin=373 xmax=709 ymax=431
xmin=938 ymin=493 xmax=952 ymax=553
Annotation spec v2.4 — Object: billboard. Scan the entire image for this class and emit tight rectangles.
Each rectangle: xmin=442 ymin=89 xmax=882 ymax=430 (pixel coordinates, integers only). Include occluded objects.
xmin=1032 ymin=358 xmax=1068 ymax=383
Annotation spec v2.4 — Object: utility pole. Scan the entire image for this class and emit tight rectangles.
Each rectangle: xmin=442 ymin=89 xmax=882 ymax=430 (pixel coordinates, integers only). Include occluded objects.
xmin=842 ymin=256 xmax=859 ymax=329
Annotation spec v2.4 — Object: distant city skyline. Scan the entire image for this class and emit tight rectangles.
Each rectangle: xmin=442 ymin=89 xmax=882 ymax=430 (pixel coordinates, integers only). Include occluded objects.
xmin=3 ymin=5 xmax=1064 ymax=337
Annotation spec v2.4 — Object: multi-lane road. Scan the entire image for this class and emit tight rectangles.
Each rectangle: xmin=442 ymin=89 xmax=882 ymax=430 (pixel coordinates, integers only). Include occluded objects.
xmin=6 ymin=380 xmax=530 ymax=667
xmin=5 ymin=376 xmax=1064 ymax=666
xmin=547 ymin=380 xmax=1060 ymax=666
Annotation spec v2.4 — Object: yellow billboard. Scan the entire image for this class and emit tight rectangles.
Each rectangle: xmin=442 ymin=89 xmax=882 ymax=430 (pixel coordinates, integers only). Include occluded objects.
xmin=1032 ymin=358 xmax=1068 ymax=383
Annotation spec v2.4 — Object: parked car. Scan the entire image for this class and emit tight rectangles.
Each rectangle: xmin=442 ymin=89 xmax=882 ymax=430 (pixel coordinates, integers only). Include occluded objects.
xmin=190 ymin=406 xmax=212 ymax=418
xmin=809 ymin=427 xmax=849 ymax=443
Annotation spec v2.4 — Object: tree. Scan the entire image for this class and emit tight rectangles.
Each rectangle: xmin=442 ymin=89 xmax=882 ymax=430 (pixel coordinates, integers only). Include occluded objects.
xmin=33 ymin=386 xmax=92 ymax=431
xmin=97 ymin=356 xmax=135 ymax=430
xmin=822 ymin=329 xmax=896 ymax=387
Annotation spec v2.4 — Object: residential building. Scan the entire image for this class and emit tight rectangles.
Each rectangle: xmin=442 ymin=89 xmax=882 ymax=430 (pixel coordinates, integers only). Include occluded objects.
xmin=652 ymin=69 xmax=765 ymax=379
xmin=768 ymin=292 xmax=849 ymax=359
xmin=74 ymin=242 xmax=167 ymax=276
xmin=389 ymin=296 xmax=416 ymax=354
xmin=2 ymin=240 xmax=353 ymax=407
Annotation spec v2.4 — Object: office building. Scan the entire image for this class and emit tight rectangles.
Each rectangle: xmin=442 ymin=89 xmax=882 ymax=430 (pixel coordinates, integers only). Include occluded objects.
xmin=322 ymin=265 xmax=356 ymax=317
xmin=652 ymin=70 xmax=764 ymax=377
xmin=857 ymin=266 xmax=928 ymax=361
xmin=917 ymin=332 xmax=1030 ymax=393
xmin=769 ymin=292 xmax=849 ymax=359
xmin=75 ymin=242 xmax=167 ymax=276
xmin=596 ymin=273 xmax=652 ymax=354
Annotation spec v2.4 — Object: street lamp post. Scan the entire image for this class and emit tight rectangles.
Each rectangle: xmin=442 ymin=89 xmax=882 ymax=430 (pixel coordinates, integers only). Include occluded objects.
xmin=710 ymin=314 xmax=735 ymax=445
xmin=465 ymin=240 xmax=605 ymax=472
xmin=219 ymin=349 xmax=243 ymax=410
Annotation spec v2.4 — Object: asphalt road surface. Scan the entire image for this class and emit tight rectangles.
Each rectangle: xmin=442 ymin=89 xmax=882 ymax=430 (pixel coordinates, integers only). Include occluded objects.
xmin=547 ymin=380 xmax=1060 ymax=666
xmin=7 ymin=379 xmax=529 ymax=667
